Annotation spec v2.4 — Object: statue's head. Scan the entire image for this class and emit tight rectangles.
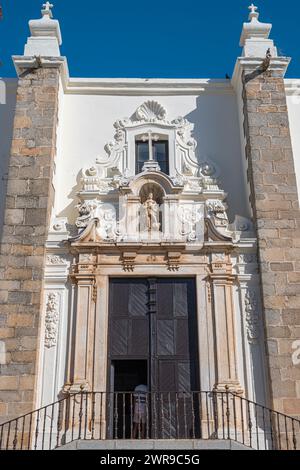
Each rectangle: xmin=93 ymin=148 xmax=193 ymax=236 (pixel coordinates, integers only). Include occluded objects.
xmin=148 ymin=192 xmax=153 ymax=199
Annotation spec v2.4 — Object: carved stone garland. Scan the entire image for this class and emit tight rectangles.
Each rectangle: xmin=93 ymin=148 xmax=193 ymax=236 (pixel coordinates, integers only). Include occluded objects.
xmin=44 ymin=292 xmax=60 ymax=349
xmin=245 ymin=289 xmax=260 ymax=344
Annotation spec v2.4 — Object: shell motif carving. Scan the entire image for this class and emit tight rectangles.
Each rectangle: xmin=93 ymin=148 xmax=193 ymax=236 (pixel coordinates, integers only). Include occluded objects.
xmin=135 ymin=101 xmax=167 ymax=122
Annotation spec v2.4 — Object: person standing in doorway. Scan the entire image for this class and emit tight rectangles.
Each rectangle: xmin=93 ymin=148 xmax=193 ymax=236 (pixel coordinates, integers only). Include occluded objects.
xmin=133 ymin=384 xmax=148 ymax=439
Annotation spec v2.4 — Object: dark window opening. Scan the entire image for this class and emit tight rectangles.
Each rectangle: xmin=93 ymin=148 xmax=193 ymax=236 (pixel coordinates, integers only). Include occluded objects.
xmin=136 ymin=140 xmax=169 ymax=174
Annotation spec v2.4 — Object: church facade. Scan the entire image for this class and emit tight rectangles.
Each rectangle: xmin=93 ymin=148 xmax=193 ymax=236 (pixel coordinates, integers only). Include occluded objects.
xmin=1 ymin=3 xmax=300 ymax=449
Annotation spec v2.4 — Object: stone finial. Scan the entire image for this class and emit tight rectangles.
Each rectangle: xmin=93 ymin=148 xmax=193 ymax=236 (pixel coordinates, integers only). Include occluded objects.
xmin=248 ymin=3 xmax=259 ymax=21
xmin=24 ymin=2 xmax=62 ymax=57
xmin=239 ymin=3 xmax=278 ymax=58
xmin=41 ymin=2 xmax=54 ymax=18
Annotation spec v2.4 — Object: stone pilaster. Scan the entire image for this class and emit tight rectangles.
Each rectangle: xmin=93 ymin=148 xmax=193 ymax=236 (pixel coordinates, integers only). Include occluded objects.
xmin=209 ymin=255 xmax=243 ymax=394
xmin=0 ymin=64 xmax=61 ymax=423
xmin=67 ymin=254 xmax=97 ymax=393
xmin=241 ymin=58 xmax=300 ymax=416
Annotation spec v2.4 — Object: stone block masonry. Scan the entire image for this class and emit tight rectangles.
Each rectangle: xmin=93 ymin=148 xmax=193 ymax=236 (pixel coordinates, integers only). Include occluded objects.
xmin=0 ymin=65 xmax=60 ymax=423
xmin=243 ymin=65 xmax=300 ymax=417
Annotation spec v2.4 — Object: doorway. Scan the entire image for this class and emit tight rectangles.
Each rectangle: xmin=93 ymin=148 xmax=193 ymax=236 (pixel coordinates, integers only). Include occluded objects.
xmin=107 ymin=277 xmax=200 ymax=438
xmin=110 ymin=360 xmax=148 ymax=438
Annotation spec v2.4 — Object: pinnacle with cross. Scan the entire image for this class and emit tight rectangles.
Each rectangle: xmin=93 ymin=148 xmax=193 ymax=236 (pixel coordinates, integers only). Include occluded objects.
xmin=42 ymin=2 xmax=54 ymax=18
xmin=248 ymin=3 xmax=259 ymax=21
xmin=249 ymin=3 xmax=258 ymax=14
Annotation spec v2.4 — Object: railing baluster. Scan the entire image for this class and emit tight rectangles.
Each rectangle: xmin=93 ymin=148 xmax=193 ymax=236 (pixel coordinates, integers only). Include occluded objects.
xmin=191 ymin=392 xmax=195 ymax=439
xmin=183 ymin=392 xmax=188 ymax=439
xmin=284 ymin=415 xmax=289 ymax=450
xmin=152 ymin=392 xmax=155 ymax=439
xmin=269 ymin=409 xmax=274 ymax=450
xmin=198 ymin=392 xmax=202 ymax=439
xmin=6 ymin=421 xmax=11 ymax=450
xmin=212 ymin=389 xmax=218 ymax=439
xmin=13 ymin=419 xmax=18 ymax=450
xmin=0 ymin=424 xmax=3 ymax=450
xmin=160 ymin=392 xmax=164 ymax=439
xmin=146 ymin=392 xmax=149 ymax=440
xmin=255 ymin=403 xmax=259 ymax=450
xmin=34 ymin=410 xmax=40 ymax=450
xmin=292 ymin=419 xmax=297 ymax=450
xmin=49 ymin=403 xmax=55 ymax=450
xmin=240 ymin=396 xmax=245 ymax=445
xmin=247 ymin=400 xmax=252 ymax=449
xmin=56 ymin=399 xmax=62 ymax=448
xmin=130 ymin=392 xmax=133 ymax=439
xmin=233 ymin=394 xmax=237 ymax=443
xmin=78 ymin=393 xmax=83 ymax=441
xmin=221 ymin=392 xmax=225 ymax=439
xmin=28 ymin=412 xmax=33 ymax=450
xmin=91 ymin=392 xmax=96 ymax=440
xmin=85 ymin=393 xmax=89 ymax=440
xmin=0 ymin=422 xmax=3 ymax=450
xmin=122 ymin=393 xmax=125 ymax=440
xmin=99 ymin=392 xmax=103 ymax=440
xmin=205 ymin=392 xmax=211 ymax=438
xmin=114 ymin=392 xmax=118 ymax=439
xmin=262 ymin=406 xmax=267 ymax=450
xmin=21 ymin=416 xmax=25 ymax=451
xmin=71 ymin=396 xmax=75 ymax=443
xmin=42 ymin=407 xmax=47 ymax=450
xmin=168 ymin=392 xmax=172 ymax=438
xmin=225 ymin=387 xmax=230 ymax=440
xmin=277 ymin=412 xmax=281 ymax=450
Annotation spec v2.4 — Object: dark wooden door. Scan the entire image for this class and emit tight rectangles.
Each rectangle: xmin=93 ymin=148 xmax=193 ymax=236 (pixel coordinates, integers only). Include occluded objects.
xmin=108 ymin=277 xmax=199 ymax=438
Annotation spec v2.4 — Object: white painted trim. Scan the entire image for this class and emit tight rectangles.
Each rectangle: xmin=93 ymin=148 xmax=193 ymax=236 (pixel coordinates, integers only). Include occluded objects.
xmin=285 ymin=79 xmax=300 ymax=95
xmin=10 ymin=55 xmax=300 ymax=97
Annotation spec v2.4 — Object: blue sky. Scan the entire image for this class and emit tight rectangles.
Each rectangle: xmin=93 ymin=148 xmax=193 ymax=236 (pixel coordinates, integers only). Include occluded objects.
xmin=1 ymin=0 xmax=300 ymax=78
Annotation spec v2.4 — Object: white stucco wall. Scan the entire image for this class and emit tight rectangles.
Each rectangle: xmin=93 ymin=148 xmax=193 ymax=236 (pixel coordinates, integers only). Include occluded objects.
xmin=2 ymin=78 xmax=300 ymax=235
xmin=53 ymin=85 xmax=250 ymax=224
xmin=0 ymin=79 xmax=17 ymax=238
xmin=286 ymin=84 xmax=300 ymax=198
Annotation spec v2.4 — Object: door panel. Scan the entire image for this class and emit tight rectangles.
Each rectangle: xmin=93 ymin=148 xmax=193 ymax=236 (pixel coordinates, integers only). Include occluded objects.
xmin=108 ymin=277 xmax=199 ymax=438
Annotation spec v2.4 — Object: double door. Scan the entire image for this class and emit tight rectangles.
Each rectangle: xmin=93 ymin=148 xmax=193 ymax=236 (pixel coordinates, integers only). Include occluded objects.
xmin=108 ymin=277 xmax=200 ymax=438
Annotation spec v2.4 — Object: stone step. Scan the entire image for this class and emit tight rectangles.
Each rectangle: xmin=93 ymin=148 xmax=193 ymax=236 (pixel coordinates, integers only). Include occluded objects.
xmin=57 ymin=439 xmax=253 ymax=451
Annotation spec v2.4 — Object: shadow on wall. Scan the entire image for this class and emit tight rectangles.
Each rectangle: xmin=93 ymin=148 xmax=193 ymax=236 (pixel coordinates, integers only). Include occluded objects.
xmin=0 ymin=79 xmax=17 ymax=240
xmin=57 ymin=170 xmax=81 ymax=226
xmin=186 ymin=91 xmax=251 ymax=223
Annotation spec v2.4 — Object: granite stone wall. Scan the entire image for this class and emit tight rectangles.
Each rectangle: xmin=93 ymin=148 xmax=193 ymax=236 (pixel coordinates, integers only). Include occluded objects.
xmin=0 ymin=66 xmax=60 ymax=423
xmin=243 ymin=67 xmax=300 ymax=417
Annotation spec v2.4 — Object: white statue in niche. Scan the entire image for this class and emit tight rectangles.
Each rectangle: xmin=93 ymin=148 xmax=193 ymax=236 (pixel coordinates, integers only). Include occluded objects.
xmin=143 ymin=193 xmax=160 ymax=232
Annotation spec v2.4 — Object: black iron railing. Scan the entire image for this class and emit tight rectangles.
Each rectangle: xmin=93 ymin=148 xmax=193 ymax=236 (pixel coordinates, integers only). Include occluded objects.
xmin=0 ymin=390 xmax=300 ymax=450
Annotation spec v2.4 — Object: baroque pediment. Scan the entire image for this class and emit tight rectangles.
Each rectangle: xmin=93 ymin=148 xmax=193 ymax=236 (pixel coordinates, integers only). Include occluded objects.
xmin=67 ymin=100 xmax=242 ymax=247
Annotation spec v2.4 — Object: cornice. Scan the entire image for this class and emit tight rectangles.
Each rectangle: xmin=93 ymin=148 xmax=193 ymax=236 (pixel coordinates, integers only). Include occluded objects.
xmin=12 ymin=55 xmax=234 ymax=96
xmin=10 ymin=55 xmax=299 ymax=97
xmin=231 ymin=56 xmax=291 ymax=91
xmin=64 ymin=78 xmax=234 ymax=96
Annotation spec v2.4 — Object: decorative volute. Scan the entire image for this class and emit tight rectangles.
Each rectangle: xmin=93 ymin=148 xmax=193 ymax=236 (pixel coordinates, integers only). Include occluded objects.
xmin=239 ymin=4 xmax=277 ymax=58
xmin=24 ymin=2 xmax=62 ymax=57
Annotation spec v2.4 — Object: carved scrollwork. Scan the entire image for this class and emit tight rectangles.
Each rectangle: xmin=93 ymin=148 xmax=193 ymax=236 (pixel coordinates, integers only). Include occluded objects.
xmin=75 ymin=200 xmax=98 ymax=229
xmin=206 ymin=200 xmax=229 ymax=230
